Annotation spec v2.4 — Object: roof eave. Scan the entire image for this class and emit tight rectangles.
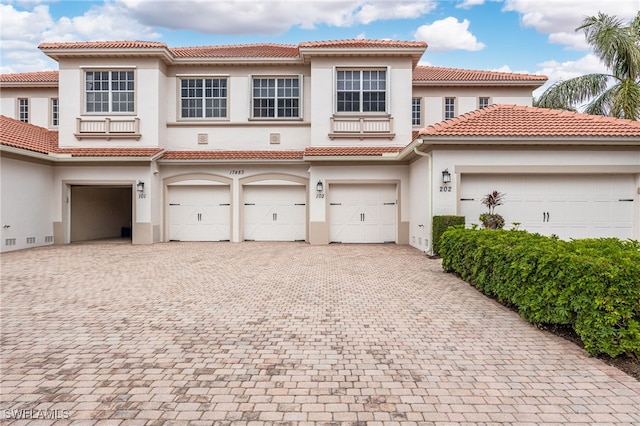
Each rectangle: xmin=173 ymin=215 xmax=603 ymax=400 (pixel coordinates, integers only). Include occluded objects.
xmin=0 ymin=82 xmax=58 ymax=88
xmin=157 ymin=158 xmax=306 ymax=164
xmin=40 ymin=48 xmax=173 ymax=64
xmin=412 ymin=80 xmax=547 ymax=87
xmin=417 ymin=135 xmax=640 ymax=146
xmin=171 ymin=57 xmax=304 ymax=65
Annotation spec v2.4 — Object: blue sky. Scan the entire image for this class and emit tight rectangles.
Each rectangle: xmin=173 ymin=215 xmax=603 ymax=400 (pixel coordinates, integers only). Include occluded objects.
xmin=1 ymin=0 xmax=638 ymax=96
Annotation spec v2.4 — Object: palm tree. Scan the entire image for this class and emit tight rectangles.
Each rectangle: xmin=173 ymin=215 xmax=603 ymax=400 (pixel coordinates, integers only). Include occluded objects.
xmin=536 ymin=12 xmax=640 ymax=120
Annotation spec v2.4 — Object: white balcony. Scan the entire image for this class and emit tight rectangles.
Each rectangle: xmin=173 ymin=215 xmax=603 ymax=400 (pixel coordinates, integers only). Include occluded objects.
xmin=75 ymin=117 xmax=141 ymax=140
xmin=329 ymin=115 xmax=395 ymax=140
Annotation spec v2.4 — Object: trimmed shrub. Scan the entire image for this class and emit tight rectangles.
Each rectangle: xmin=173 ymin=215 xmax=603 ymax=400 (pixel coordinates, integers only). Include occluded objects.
xmin=432 ymin=215 xmax=465 ymax=255
xmin=439 ymin=228 xmax=640 ymax=358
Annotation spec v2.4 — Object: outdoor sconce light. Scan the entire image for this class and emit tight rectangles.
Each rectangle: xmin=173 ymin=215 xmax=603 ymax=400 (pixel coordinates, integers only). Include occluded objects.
xmin=442 ymin=169 xmax=451 ymax=184
xmin=136 ymin=180 xmax=145 ymax=193
xmin=316 ymin=180 xmax=324 ymax=192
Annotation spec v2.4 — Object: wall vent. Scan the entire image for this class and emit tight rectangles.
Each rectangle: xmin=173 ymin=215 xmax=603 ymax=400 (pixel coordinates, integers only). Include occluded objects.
xmin=5 ymin=238 xmax=16 ymax=246
xmin=26 ymin=237 xmax=36 ymax=244
xmin=269 ymin=133 xmax=280 ymax=144
xmin=197 ymin=133 xmax=208 ymax=144
xmin=45 ymin=236 xmax=54 ymax=243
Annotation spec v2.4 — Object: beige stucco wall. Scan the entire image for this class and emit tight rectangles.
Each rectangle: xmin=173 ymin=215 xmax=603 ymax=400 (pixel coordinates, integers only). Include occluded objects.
xmin=1 ymin=156 xmax=55 ymax=252
xmin=0 ymin=87 xmax=59 ymax=129
xmin=57 ymin=57 xmax=164 ymax=148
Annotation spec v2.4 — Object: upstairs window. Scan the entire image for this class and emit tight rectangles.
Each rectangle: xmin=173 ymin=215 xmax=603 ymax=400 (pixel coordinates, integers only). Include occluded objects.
xmin=412 ymin=97 xmax=422 ymax=126
xmin=252 ymin=76 xmax=300 ymax=118
xmin=444 ymin=97 xmax=456 ymax=120
xmin=51 ymin=98 xmax=59 ymax=127
xmin=85 ymin=70 xmax=134 ymax=113
xmin=18 ymin=98 xmax=28 ymax=122
xmin=181 ymin=78 xmax=227 ymax=119
xmin=336 ymin=69 xmax=386 ymax=113
xmin=479 ymin=97 xmax=490 ymax=109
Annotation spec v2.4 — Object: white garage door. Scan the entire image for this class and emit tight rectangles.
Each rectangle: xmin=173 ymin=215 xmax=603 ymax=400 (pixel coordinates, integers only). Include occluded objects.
xmin=243 ymin=185 xmax=306 ymax=241
xmin=460 ymin=174 xmax=636 ymax=240
xmin=329 ymin=184 xmax=397 ymax=243
xmin=168 ymin=185 xmax=231 ymax=241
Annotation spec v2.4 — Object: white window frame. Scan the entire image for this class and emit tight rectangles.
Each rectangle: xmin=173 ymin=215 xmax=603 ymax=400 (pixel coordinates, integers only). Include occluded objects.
xmin=18 ymin=98 xmax=29 ymax=123
xmin=179 ymin=77 xmax=228 ymax=120
xmin=335 ymin=67 xmax=389 ymax=114
xmin=250 ymin=75 xmax=302 ymax=120
xmin=412 ymin=97 xmax=422 ymax=126
xmin=478 ymin=97 xmax=491 ymax=109
xmin=444 ymin=97 xmax=456 ymax=120
xmin=84 ymin=69 xmax=135 ymax=114
xmin=51 ymin=98 xmax=59 ymax=127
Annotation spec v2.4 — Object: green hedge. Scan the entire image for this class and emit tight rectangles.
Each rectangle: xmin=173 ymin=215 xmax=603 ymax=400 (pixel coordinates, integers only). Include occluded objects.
xmin=439 ymin=228 xmax=640 ymax=358
xmin=432 ymin=215 xmax=465 ymax=255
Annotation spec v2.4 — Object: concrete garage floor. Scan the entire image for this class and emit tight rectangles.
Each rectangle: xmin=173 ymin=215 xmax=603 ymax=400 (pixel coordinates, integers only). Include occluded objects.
xmin=1 ymin=242 xmax=639 ymax=424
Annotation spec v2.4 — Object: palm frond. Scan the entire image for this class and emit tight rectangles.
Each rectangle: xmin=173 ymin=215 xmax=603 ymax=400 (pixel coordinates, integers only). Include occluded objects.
xmin=536 ymin=74 xmax=610 ymax=111
xmin=611 ymin=78 xmax=640 ymax=120
xmin=583 ymin=85 xmax=618 ymax=116
xmin=577 ymin=12 xmax=640 ymax=80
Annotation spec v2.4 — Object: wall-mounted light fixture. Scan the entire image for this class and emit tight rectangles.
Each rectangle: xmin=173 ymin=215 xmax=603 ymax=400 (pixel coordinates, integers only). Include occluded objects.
xmin=136 ymin=180 xmax=145 ymax=193
xmin=316 ymin=180 xmax=324 ymax=192
xmin=442 ymin=169 xmax=451 ymax=184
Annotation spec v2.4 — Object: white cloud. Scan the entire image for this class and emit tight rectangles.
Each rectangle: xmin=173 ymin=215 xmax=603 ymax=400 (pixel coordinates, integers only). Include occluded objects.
xmin=503 ymin=0 xmax=639 ymax=50
xmin=0 ymin=1 xmax=160 ymax=73
xmin=117 ymin=0 xmax=437 ymax=34
xmin=457 ymin=0 xmax=485 ymax=9
xmin=533 ymin=53 xmax=607 ymax=97
xmin=413 ymin=17 xmax=486 ymax=52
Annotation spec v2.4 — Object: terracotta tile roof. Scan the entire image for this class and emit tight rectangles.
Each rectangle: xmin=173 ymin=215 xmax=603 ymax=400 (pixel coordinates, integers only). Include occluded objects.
xmin=419 ymin=104 xmax=640 ymax=137
xmin=0 ymin=115 xmax=57 ymax=154
xmin=0 ymin=116 xmax=163 ymax=158
xmin=55 ymin=148 xmax=164 ymax=157
xmin=300 ymin=39 xmax=427 ymax=49
xmin=38 ymin=41 xmax=167 ymax=50
xmin=413 ymin=66 xmax=547 ymax=82
xmin=171 ymin=44 xmax=299 ymax=58
xmin=304 ymin=146 xmax=404 ymax=156
xmin=0 ymin=71 xmax=59 ymax=83
xmin=162 ymin=150 xmax=305 ymax=160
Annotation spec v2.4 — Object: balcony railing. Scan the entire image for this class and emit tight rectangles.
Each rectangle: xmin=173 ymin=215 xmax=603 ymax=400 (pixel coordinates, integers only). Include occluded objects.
xmin=329 ymin=115 xmax=395 ymax=140
xmin=75 ymin=117 xmax=141 ymax=140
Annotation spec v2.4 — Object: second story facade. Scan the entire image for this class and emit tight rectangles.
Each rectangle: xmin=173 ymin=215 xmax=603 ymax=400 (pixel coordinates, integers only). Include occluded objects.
xmin=2 ymin=39 xmax=546 ymax=153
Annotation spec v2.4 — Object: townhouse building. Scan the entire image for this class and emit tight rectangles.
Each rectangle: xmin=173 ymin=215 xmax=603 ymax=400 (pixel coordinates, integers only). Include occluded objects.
xmin=1 ymin=39 xmax=639 ymax=253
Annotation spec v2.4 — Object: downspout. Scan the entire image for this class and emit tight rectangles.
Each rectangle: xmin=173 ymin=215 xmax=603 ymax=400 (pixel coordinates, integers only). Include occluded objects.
xmin=414 ymin=139 xmax=434 ymax=256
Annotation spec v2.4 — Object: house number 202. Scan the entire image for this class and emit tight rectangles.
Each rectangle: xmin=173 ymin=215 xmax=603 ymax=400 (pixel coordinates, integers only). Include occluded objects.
xmin=440 ymin=186 xmax=452 ymax=192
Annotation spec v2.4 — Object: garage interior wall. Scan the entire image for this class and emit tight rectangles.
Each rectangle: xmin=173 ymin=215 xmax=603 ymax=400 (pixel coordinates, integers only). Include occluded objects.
xmin=70 ymin=186 xmax=132 ymax=242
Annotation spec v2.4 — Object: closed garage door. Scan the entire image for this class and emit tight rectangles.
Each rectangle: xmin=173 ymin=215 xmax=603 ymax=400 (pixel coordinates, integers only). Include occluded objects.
xmin=168 ymin=185 xmax=231 ymax=241
xmin=243 ymin=185 xmax=306 ymax=241
xmin=329 ymin=184 xmax=397 ymax=243
xmin=460 ymin=174 xmax=635 ymax=240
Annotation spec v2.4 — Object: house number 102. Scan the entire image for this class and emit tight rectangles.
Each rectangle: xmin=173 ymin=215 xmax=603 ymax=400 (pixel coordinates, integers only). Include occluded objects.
xmin=439 ymin=186 xmax=452 ymax=192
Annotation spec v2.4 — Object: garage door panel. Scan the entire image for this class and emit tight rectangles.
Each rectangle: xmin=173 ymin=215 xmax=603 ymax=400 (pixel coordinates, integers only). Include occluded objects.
xmin=244 ymin=185 xmax=306 ymax=241
xmin=329 ymin=184 xmax=397 ymax=243
xmin=460 ymin=174 xmax=635 ymax=240
xmin=168 ymin=186 xmax=230 ymax=242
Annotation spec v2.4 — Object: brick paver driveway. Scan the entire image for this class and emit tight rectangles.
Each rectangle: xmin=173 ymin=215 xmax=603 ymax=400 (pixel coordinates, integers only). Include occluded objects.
xmin=1 ymin=242 xmax=639 ymax=425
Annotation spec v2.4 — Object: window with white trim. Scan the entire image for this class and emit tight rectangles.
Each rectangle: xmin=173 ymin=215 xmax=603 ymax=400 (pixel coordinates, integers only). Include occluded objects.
xmin=252 ymin=76 xmax=300 ymax=118
xmin=412 ymin=97 xmax=422 ymax=126
xmin=85 ymin=70 xmax=134 ymax=113
xmin=18 ymin=98 xmax=28 ymax=122
xmin=444 ymin=97 xmax=456 ymax=120
xmin=336 ymin=69 xmax=386 ymax=113
xmin=479 ymin=97 xmax=490 ymax=109
xmin=51 ymin=98 xmax=59 ymax=127
xmin=180 ymin=78 xmax=227 ymax=118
